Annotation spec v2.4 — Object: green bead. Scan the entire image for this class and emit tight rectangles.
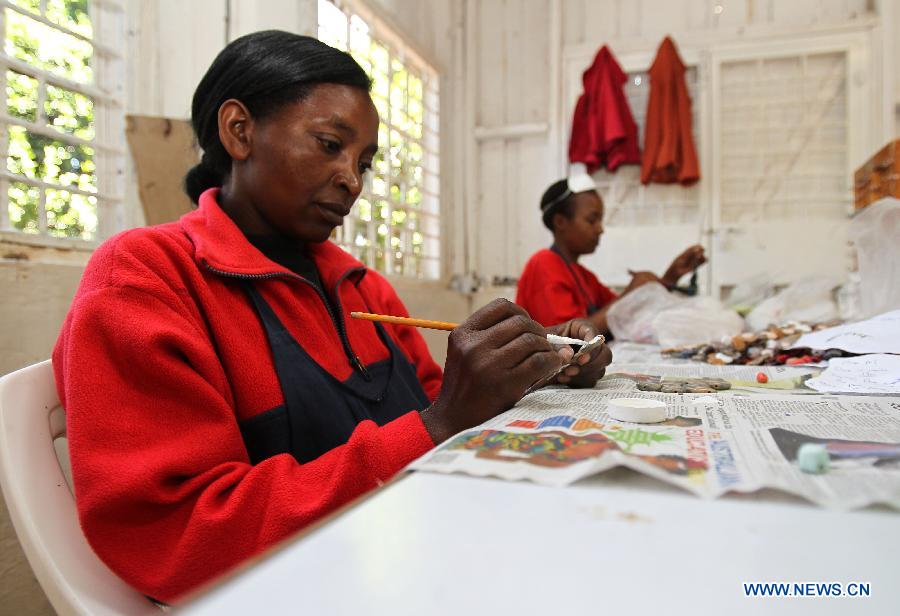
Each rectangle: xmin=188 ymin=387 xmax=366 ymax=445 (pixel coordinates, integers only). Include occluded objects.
xmin=798 ymin=443 xmax=830 ymax=474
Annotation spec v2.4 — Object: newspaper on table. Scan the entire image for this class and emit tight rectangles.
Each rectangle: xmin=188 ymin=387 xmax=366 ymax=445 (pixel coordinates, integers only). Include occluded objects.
xmin=410 ymin=386 xmax=900 ymax=510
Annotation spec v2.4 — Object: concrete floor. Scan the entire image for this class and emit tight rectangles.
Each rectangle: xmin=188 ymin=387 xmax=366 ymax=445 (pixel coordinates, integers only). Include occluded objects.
xmin=0 ymin=500 xmax=54 ymax=615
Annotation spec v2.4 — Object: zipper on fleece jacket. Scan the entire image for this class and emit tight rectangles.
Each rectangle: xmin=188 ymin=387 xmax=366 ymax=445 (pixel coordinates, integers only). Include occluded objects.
xmin=202 ymin=261 xmax=373 ymax=382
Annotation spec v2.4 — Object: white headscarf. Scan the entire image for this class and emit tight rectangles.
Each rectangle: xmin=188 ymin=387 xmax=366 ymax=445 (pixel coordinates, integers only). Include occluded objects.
xmin=540 ymin=171 xmax=597 ymax=214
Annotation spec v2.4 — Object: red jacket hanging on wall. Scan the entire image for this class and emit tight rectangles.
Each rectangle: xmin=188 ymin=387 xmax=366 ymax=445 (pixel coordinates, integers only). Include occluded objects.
xmin=568 ymin=45 xmax=641 ymax=173
xmin=641 ymin=36 xmax=700 ymax=185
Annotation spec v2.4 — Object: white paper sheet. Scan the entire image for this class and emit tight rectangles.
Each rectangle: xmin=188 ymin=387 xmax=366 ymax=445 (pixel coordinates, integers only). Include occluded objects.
xmin=806 ymin=354 xmax=900 ymax=394
xmin=792 ymin=310 xmax=900 ymax=354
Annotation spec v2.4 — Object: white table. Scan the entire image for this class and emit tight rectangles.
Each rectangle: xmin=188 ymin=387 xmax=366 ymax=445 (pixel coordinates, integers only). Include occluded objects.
xmin=180 ymin=467 xmax=900 ymax=616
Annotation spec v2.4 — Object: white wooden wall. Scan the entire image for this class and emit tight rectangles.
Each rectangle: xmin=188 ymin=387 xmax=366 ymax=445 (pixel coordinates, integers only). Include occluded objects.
xmin=464 ymin=0 xmax=897 ymax=300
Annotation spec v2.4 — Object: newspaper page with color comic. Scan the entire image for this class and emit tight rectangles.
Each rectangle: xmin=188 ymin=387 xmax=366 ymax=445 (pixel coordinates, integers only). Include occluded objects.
xmin=409 ymin=387 xmax=900 ymax=510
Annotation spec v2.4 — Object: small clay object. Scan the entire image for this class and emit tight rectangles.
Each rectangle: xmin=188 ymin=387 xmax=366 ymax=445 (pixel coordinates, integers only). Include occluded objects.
xmin=637 ymin=382 xmax=662 ymax=392
xmin=685 ymin=386 xmax=715 ymax=393
xmin=608 ymin=398 xmax=668 ymax=424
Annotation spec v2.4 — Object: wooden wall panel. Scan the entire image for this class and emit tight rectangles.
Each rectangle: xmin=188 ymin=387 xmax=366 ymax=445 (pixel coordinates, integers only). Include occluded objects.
xmin=520 ymin=0 xmax=551 ymax=123
xmin=503 ymin=139 xmax=520 ymax=271
xmin=771 ymin=0 xmax=820 ymax=26
xmin=228 ymin=0 xmax=317 ymax=39
xmin=475 ymin=140 xmax=509 ymax=280
xmin=562 ymin=0 xmax=585 ymax=47
xmin=617 ymin=0 xmax=643 ymax=38
xmin=582 ymin=0 xmax=620 ymax=41
xmin=477 ymin=0 xmax=507 ymax=127
xmin=154 ymin=0 xmax=226 ymax=118
xmin=687 ymin=0 xmax=714 ymax=31
xmin=516 ymin=134 xmax=557 ymax=260
xmin=714 ymin=0 xmax=751 ymax=29
xmin=560 ymin=0 xmax=875 ymax=43
xmin=503 ymin=0 xmax=525 ymax=125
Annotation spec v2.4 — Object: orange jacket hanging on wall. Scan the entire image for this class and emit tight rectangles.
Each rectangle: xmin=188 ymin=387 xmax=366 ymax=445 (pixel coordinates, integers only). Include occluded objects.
xmin=568 ymin=45 xmax=641 ymax=173
xmin=641 ymin=37 xmax=700 ymax=185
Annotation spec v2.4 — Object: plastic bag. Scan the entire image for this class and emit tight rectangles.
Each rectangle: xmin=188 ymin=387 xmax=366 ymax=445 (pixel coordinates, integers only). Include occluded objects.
xmin=607 ymin=282 xmax=682 ymax=343
xmin=608 ymin=282 xmax=745 ymax=346
xmin=836 ymin=274 xmax=861 ymax=321
xmin=653 ymin=297 xmax=745 ymax=348
xmin=725 ymin=274 xmax=775 ymax=314
xmin=849 ymin=197 xmax=900 ymax=318
xmin=745 ymin=276 xmax=840 ymax=331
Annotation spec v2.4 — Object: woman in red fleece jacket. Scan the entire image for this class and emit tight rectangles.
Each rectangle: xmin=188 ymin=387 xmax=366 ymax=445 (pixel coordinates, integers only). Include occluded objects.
xmin=516 ymin=174 xmax=707 ymax=335
xmin=53 ymin=32 xmax=611 ymax=602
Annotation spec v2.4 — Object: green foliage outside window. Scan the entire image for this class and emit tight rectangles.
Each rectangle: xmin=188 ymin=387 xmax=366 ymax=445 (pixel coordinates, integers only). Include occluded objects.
xmin=4 ymin=0 xmax=97 ymax=239
xmin=318 ymin=0 xmax=436 ymax=278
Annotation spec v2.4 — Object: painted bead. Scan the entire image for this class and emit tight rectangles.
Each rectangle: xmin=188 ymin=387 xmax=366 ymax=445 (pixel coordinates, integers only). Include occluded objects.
xmin=797 ymin=443 xmax=830 ymax=474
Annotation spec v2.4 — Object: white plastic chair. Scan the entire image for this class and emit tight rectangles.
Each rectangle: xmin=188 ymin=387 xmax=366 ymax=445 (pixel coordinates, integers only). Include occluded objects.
xmin=0 ymin=360 xmax=159 ymax=615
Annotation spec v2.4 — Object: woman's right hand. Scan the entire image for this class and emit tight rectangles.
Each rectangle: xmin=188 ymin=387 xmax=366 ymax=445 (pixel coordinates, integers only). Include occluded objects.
xmin=420 ymin=299 xmax=562 ymax=444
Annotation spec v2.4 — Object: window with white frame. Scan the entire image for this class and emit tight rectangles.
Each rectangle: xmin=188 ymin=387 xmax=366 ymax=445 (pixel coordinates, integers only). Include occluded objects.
xmin=318 ymin=0 xmax=440 ymax=279
xmin=0 ymin=0 xmax=124 ymax=241
xmin=718 ymin=51 xmax=849 ymax=224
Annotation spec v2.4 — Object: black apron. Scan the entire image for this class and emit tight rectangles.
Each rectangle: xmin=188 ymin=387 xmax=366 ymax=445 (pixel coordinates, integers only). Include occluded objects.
xmin=237 ymin=281 xmax=431 ymax=464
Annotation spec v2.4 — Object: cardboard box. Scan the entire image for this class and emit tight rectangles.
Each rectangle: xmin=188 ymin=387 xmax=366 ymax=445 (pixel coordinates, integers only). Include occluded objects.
xmin=854 ymin=139 xmax=900 ymax=210
xmin=125 ymin=115 xmax=198 ymax=225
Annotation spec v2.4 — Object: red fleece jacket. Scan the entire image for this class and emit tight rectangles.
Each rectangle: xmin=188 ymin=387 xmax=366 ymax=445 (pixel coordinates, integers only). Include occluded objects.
xmin=53 ymin=189 xmax=442 ymax=602
xmin=516 ymin=249 xmax=617 ymax=327
xmin=568 ymin=45 xmax=641 ymax=173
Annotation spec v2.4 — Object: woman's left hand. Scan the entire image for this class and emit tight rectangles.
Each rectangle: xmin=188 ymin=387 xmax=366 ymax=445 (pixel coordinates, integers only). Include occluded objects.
xmin=549 ymin=319 xmax=612 ymax=388
xmin=663 ymin=244 xmax=707 ymax=286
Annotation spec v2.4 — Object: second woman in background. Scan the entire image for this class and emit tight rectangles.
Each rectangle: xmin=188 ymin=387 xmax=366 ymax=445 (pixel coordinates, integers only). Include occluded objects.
xmin=516 ymin=174 xmax=707 ymax=333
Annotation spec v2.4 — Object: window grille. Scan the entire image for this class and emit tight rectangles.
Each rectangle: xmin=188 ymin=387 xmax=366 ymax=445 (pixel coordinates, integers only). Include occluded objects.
xmin=0 ymin=0 xmax=124 ymax=242
xmin=318 ymin=0 xmax=440 ymax=279
xmin=719 ymin=51 xmax=849 ymax=224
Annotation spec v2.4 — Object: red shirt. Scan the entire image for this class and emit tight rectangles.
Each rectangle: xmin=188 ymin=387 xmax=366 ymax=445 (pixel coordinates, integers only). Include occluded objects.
xmin=53 ymin=189 xmax=442 ymax=602
xmin=516 ymin=248 xmax=618 ymax=327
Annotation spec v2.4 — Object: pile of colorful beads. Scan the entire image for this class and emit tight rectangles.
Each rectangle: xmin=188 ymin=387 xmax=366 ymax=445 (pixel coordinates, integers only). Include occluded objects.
xmin=660 ymin=321 xmax=847 ymax=366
